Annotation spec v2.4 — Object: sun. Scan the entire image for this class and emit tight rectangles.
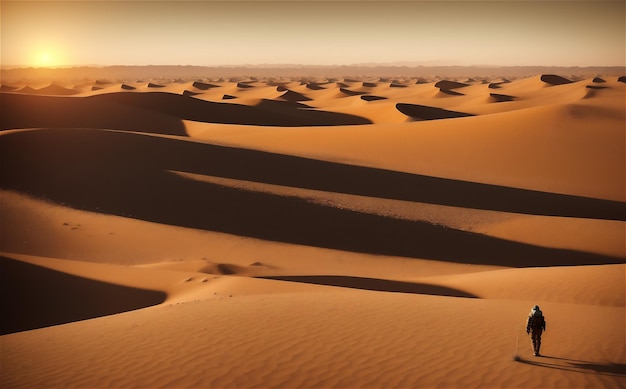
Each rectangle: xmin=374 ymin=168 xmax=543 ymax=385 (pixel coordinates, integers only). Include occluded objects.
xmin=36 ymin=51 xmax=55 ymax=67
xmin=33 ymin=49 xmax=62 ymax=68
xmin=40 ymin=52 xmax=52 ymax=64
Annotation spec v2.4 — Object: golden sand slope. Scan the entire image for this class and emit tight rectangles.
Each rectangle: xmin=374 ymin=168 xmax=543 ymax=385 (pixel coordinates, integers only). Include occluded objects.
xmin=1 ymin=73 xmax=624 ymax=388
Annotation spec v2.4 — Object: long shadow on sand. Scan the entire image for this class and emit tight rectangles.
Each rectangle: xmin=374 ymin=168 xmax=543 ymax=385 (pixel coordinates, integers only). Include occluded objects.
xmin=1 ymin=128 xmax=624 ymax=267
xmin=259 ymin=275 xmax=478 ymax=298
xmin=516 ymin=355 xmax=625 ymax=377
xmin=0 ymin=256 xmax=166 ymax=335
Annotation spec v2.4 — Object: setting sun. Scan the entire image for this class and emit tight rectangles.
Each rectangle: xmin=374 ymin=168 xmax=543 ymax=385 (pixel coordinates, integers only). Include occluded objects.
xmin=32 ymin=49 xmax=62 ymax=68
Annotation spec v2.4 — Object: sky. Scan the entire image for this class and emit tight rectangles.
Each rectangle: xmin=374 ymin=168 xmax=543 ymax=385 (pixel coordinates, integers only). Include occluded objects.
xmin=1 ymin=0 xmax=624 ymax=68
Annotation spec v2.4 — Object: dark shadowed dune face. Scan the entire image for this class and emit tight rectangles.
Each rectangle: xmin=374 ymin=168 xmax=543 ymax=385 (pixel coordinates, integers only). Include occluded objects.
xmin=438 ymin=88 xmax=465 ymax=96
xmin=0 ymin=92 xmax=371 ymax=131
xmin=0 ymin=256 xmax=166 ymax=335
xmin=396 ymin=103 xmax=475 ymax=120
xmin=339 ymin=87 xmax=368 ymax=96
xmin=361 ymin=95 xmax=387 ymax=101
xmin=540 ymin=74 xmax=573 ymax=85
xmin=489 ymin=93 xmax=516 ymax=102
xmin=306 ymin=83 xmax=326 ymax=90
xmin=0 ymin=93 xmax=188 ymax=135
xmin=259 ymin=275 xmax=479 ymax=298
xmin=434 ymin=80 xmax=469 ymax=90
xmin=192 ymin=81 xmax=219 ymax=90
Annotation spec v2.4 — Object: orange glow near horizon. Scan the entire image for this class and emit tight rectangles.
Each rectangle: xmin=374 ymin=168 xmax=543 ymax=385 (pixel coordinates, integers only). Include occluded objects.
xmin=2 ymin=1 xmax=625 ymax=68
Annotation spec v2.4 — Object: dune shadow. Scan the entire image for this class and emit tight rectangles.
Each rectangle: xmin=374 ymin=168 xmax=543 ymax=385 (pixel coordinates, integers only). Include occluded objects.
xmin=438 ymin=88 xmax=465 ymax=96
xmin=0 ymin=92 xmax=371 ymax=131
xmin=361 ymin=95 xmax=387 ymax=101
xmin=1 ymin=129 xmax=624 ymax=267
xmin=0 ymin=256 xmax=166 ymax=335
xmin=489 ymin=93 xmax=516 ymax=102
xmin=540 ymin=74 xmax=573 ymax=86
xmin=0 ymin=93 xmax=187 ymax=135
xmin=306 ymin=83 xmax=326 ymax=90
xmin=396 ymin=103 xmax=474 ymax=120
xmin=192 ymin=81 xmax=219 ymax=90
xmin=94 ymin=92 xmax=371 ymax=126
xmin=339 ymin=87 xmax=368 ymax=96
xmin=435 ymin=80 xmax=469 ymax=90
xmin=259 ymin=275 xmax=477 ymax=298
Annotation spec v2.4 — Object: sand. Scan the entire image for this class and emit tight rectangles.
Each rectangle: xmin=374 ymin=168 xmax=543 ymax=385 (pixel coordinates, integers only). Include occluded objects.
xmin=1 ymin=69 xmax=624 ymax=388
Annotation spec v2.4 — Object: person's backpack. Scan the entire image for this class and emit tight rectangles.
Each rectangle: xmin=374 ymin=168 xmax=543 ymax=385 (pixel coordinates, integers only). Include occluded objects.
xmin=529 ymin=310 xmax=545 ymax=330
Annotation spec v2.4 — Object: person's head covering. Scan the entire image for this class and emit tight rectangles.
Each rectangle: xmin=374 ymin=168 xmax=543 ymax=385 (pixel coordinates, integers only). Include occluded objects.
xmin=530 ymin=305 xmax=542 ymax=316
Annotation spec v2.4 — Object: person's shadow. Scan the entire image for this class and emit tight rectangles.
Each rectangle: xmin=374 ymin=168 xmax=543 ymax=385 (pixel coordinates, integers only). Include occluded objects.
xmin=516 ymin=355 xmax=626 ymax=376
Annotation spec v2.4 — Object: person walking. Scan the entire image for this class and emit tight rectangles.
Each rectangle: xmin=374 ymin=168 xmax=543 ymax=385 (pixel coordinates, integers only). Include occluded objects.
xmin=526 ymin=305 xmax=546 ymax=356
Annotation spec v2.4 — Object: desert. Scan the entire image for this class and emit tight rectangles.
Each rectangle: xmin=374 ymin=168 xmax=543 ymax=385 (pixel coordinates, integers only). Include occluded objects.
xmin=0 ymin=64 xmax=624 ymax=388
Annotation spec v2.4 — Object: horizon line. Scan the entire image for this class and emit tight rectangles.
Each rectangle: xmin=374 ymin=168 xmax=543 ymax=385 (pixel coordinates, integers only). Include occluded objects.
xmin=3 ymin=64 xmax=625 ymax=70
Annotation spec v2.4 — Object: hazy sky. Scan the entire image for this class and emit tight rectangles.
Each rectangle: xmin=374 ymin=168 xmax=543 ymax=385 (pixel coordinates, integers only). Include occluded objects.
xmin=2 ymin=1 xmax=624 ymax=67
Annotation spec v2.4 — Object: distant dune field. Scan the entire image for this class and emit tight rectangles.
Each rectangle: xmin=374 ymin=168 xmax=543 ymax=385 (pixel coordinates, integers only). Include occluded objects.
xmin=1 ymin=68 xmax=624 ymax=389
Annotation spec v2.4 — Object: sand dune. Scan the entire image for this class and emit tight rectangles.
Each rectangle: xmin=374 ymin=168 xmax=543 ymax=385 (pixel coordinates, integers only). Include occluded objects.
xmin=278 ymin=89 xmax=312 ymax=102
xmin=306 ymin=82 xmax=326 ymax=90
xmin=339 ymin=87 xmax=368 ymax=96
xmin=1 ymin=71 xmax=624 ymax=389
xmin=13 ymin=83 xmax=78 ymax=95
